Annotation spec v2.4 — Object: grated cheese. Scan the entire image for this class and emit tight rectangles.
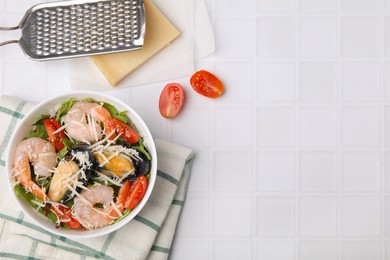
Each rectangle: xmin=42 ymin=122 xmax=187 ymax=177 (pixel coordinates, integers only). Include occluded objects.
xmin=110 ymin=201 xmax=123 ymax=218
xmin=65 ymin=183 xmax=92 ymax=207
xmin=89 ymin=130 xmax=116 ymax=150
xmin=52 ymin=123 xmax=67 ymax=135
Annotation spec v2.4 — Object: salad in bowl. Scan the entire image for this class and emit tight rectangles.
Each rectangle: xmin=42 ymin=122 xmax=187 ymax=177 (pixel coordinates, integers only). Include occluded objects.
xmin=6 ymin=92 xmax=157 ymax=238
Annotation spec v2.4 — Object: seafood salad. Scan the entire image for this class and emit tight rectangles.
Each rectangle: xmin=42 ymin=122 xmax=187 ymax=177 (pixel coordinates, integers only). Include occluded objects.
xmin=11 ymin=98 xmax=151 ymax=230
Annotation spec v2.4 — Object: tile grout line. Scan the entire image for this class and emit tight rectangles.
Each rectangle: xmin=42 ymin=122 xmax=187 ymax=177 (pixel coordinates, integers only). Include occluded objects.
xmin=380 ymin=1 xmax=387 ymax=259
xmin=210 ymin=1 xmax=216 ymax=259
xmin=252 ymin=4 xmax=258 ymax=259
xmin=336 ymin=0 xmax=342 ymax=258
xmin=294 ymin=1 xmax=300 ymax=259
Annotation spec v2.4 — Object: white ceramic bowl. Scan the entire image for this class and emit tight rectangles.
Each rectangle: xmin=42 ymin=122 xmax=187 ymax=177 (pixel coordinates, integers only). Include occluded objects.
xmin=6 ymin=91 xmax=157 ymax=238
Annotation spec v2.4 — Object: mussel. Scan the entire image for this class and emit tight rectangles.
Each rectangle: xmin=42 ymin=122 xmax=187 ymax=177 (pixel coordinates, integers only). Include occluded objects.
xmin=129 ymin=150 xmax=151 ymax=181
xmin=95 ymin=153 xmax=135 ymax=178
xmin=94 ymin=146 xmax=151 ymax=181
xmin=48 ymin=145 xmax=96 ymax=202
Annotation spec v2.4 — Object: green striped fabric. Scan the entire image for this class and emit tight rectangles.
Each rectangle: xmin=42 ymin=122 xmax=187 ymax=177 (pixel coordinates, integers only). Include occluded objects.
xmin=0 ymin=96 xmax=194 ymax=260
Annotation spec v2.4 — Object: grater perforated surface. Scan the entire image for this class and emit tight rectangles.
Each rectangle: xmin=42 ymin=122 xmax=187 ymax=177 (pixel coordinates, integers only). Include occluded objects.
xmin=18 ymin=0 xmax=145 ymax=60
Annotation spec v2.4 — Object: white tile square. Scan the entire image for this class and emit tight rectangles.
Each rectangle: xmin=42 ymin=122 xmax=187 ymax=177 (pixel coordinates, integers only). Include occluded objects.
xmin=3 ymin=61 xmax=46 ymax=102
xmin=215 ymin=18 xmax=254 ymax=59
xmin=384 ymin=108 xmax=390 ymax=146
xmin=385 ymin=18 xmax=390 ymax=58
xmin=214 ymin=240 xmax=251 ymax=260
xmin=386 ymin=0 xmax=390 ymax=13
xmin=384 ymin=63 xmax=390 ymax=101
xmin=299 ymin=0 xmax=339 ymax=13
xmin=341 ymin=62 xmax=380 ymax=102
xmin=299 ymin=241 xmax=338 ymax=260
xmin=257 ymin=151 xmax=295 ymax=191
xmin=215 ymin=61 xmax=253 ymax=103
xmin=386 ymin=153 xmax=390 ymax=192
xmin=299 ymin=151 xmax=337 ymax=192
xmin=257 ymin=0 xmax=294 ymax=14
xmin=342 ymin=107 xmax=379 ymax=146
xmin=257 ymin=241 xmax=294 ymax=260
xmin=214 ymin=196 xmax=251 ymax=236
xmin=170 ymin=240 xmax=209 ymax=260
xmin=341 ymin=151 xmax=380 ymax=191
xmin=130 ymin=83 xmax=164 ymax=104
xmin=342 ymin=241 xmax=380 ymax=260
xmin=215 ymin=107 xmax=252 ymax=147
xmin=387 ymin=242 xmax=390 ymax=259
xmin=300 ymin=107 xmax=338 ymax=147
xmin=299 ymin=197 xmax=337 ymax=236
xmin=215 ymin=151 xmax=252 ymax=191
xmin=257 ymin=62 xmax=296 ymax=102
xmin=178 ymin=195 xmax=209 ymax=237
xmin=129 ymin=105 xmax=169 ymax=140
xmin=44 ymin=62 xmax=71 ymax=97
xmin=104 ymin=88 xmax=131 ymax=107
xmin=5 ymin=0 xmax=31 ymax=13
xmin=257 ymin=107 xmax=295 ymax=147
xmin=299 ymin=62 xmax=337 ymax=102
xmin=2 ymin=42 xmax=26 ymax=59
xmin=188 ymin=150 xmax=210 ymax=192
xmin=342 ymin=196 xmax=380 ymax=236
xmin=171 ymin=107 xmax=210 ymax=147
xmin=257 ymin=197 xmax=294 ymax=236
xmin=257 ymin=17 xmax=295 ymax=58
xmin=299 ymin=17 xmax=337 ymax=58
xmin=215 ymin=0 xmax=255 ymax=15
xmin=341 ymin=0 xmax=380 ymax=14
xmin=341 ymin=17 xmax=380 ymax=58
xmin=386 ymin=197 xmax=390 ymax=236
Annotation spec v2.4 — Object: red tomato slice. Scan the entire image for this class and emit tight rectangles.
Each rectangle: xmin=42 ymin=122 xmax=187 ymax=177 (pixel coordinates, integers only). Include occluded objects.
xmin=124 ymin=176 xmax=148 ymax=210
xmin=50 ymin=205 xmax=81 ymax=229
xmin=190 ymin=70 xmax=224 ymax=98
xmin=42 ymin=118 xmax=65 ymax=151
xmin=159 ymin=83 xmax=185 ymax=118
xmin=107 ymin=118 xmax=139 ymax=144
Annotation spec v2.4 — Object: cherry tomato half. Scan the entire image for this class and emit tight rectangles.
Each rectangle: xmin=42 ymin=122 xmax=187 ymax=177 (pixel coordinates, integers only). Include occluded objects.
xmin=124 ymin=176 xmax=148 ymax=210
xmin=50 ymin=205 xmax=81 ymax=229
xmin=106 ymin=118 xmax=140 ymax=144
xmin=42 ymin=118 xmax=65 ymax=151
xmin=159 ymin=83 xmax=185 ymax=118
xmin=190 ymin=70 xmax=224 ymax=98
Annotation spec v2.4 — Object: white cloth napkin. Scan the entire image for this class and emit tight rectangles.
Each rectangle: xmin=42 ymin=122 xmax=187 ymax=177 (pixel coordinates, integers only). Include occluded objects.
xmin=0 ymin=95 xmax=194 ymax=260
xmin=68 ymin=0 xmax=215 ymax=90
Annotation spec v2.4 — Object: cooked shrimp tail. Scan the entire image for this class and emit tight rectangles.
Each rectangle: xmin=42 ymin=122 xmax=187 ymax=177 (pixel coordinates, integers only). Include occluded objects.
xmin=13 ymin=137 xmax=57 ymax=200
xmin=73 ymin=185 xmax=119 ymax=229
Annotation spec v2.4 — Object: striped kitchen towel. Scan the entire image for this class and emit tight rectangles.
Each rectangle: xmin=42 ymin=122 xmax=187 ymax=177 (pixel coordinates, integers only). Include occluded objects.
xmin=0 ymin=95 xmax=194 ymax=260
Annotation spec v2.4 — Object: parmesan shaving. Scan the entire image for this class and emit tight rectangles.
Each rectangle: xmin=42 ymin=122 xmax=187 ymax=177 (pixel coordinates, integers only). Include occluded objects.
xmin=89 ymin=130 xmax=116 ymax=150
xmin=52 ymin=123 xmax=67 ymax=135
xmin=110 ymin=201 xmax=123 ymax=218
xmin=93 ymin=170 xmax=123 ymax=186
xmin=70 ymin=120 xmax=86 ymax=128
xmin=65 ymin=183 xmax=92 ymax=207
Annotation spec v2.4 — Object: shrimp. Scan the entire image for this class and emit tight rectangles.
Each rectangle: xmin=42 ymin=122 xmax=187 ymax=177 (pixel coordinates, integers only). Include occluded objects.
xmin=62 ymin=101 xmax=113 ymax=144
xmin=73 ymin=185 xmax=119 ymax=229
xmin=13 ymin=137 xmax=57 ymax=200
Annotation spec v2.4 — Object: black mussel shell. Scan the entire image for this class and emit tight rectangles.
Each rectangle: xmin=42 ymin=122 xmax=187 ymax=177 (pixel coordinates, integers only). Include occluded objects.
xmin=127 ymin=150 xmax=151 ymax=181
xmin=65 ymin=144 xmax=97 ymax=184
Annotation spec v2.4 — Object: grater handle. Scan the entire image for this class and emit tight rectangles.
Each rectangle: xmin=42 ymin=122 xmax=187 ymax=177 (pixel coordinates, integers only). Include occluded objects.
xmin=0 ymin=25 xmax=19 ymax=31
xmin=0 ymin=25 xmax=19 ymax=47
xmin=0 ymin=40 xmax=18 ymax=47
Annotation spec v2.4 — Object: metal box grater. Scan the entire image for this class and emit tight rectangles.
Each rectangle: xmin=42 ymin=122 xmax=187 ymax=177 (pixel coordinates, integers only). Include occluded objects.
xmin=0 ymin=0 xmax=146 ymax=61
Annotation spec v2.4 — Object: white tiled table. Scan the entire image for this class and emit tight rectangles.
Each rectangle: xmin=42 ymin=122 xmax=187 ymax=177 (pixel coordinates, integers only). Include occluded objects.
xmin=1 ymin=0 xmax=390 ymax=259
